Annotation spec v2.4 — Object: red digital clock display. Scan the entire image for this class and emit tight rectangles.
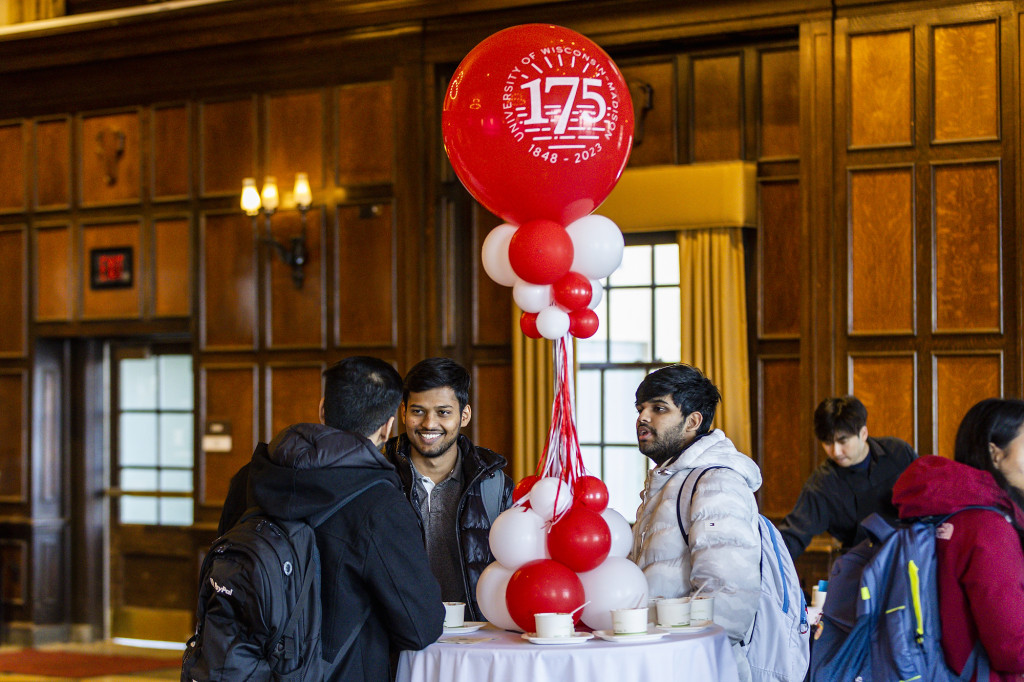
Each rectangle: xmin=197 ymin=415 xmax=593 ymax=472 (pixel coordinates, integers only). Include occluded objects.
xmin=90 ymin=247 xmax=133 ymax=289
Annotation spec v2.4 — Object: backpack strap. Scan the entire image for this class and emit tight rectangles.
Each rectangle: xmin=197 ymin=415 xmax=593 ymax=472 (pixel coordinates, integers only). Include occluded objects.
xmin=479 ymin=472 xmax=504 ymax=526
xmin=265 ymin=545 xmax=316 ymax=662
xmin=676 ymin=465 xmax=728 ymax=546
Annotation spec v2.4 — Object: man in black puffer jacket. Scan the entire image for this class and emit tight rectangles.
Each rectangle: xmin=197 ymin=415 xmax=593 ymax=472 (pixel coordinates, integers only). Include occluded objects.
xmin=385 ymin=358 xmax=514 ymax=622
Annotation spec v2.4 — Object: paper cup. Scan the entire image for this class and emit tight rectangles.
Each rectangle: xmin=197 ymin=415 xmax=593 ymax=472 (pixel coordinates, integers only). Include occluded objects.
xmin=689 ymin=596 xmax=714 ymax=626
xmin=534 ymin=612 xmax=573 ymax=638
xmin=443 ymin=601 xmax=466 ymax=628
xmin=611 ymin=607 xmax=649 ymax=635
xmin=655 ymin=597 xmax=691 ymax=627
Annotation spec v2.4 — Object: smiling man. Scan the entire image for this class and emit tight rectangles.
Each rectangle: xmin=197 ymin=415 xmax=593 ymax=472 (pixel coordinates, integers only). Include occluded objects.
xmin=776 ymin=395 xmax=917 ymax=560
xmin=384 ymin=358 xmax=513 ymax=621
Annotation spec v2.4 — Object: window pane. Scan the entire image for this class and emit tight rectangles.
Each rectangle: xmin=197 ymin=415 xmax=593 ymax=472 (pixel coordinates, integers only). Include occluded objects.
xmin=608 ymin=245 xmax=651 ymax=286
xmin=654 ymin=286 xmax=681 ymax=363
xmin=575 ymin=370 xmax=602 ymax=444
xmin=603 ymin=369 xmax=647 ymax=444
xmin=121 ymin=468 xmax=157 ymax=492
xmin=121 ymin=496 xmax=158 ymax=525
xmin=160 ymin=497 xmax=193 ymax=526
xmin=160 ymin=413 xmax=193 ymax=467
xmin=608 ymin=288 xmax=652 ymax=363
xmin=160 ymin=469 xmax=193 ymax=493
xmin=603 ymin=446 xmax=649 ymax=522
xmin=654 ymin=243 xmax=680 ymax=285
xmin=159 ymin=355 xmax=193 ymax=409
xmin=577 ymin=287 xmax=608 ymax=363
xmin=581 ymin=445 xmax=602 ymax=478
xmin=120 ymin=357 xmax=157 ymax=410
xmin=120 ymin=413 xmax=158 ymax=466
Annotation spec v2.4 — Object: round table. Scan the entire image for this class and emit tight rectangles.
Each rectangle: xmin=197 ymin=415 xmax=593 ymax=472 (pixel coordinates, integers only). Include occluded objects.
xmin=397 ymin=624 xmax=740 ymax=682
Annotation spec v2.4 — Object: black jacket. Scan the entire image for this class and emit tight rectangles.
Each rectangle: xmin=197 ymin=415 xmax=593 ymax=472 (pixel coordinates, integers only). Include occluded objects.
xmin=220 ymin=424 xmax=443 ymax=682
xmin=777 ymin=436 xmax=918 ymax=559
xmin=384 ymin=433 xmax=513 ymax=621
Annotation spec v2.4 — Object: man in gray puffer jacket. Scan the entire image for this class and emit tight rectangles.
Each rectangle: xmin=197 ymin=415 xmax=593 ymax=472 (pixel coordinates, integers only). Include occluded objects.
xmin=630 ymin=364 xmax=761 ymax=682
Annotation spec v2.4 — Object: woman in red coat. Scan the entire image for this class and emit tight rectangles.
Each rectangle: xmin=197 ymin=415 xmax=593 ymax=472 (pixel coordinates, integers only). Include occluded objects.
xmin=892 ymin=398 xmax=1024 ymax=682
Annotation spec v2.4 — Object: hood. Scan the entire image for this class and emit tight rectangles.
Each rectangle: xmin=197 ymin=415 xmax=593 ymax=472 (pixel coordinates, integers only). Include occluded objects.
xmin=663 ymin=429 xmax=762 ymax=493
xmin=249 ymin=422 xmax=400 ymax=526
xmin=893 ymin=455 xmax=1024 ymax=527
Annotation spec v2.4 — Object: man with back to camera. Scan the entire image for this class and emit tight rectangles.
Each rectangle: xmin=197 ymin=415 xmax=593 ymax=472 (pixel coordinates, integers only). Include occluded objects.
xmin=630 ymin=363 xmax=762 ymax=682
xmin=217 ymin=356 xmax=443 ymax=682
xmin=776 ymin=395 xmax=918 ymax=561
xmin=384 ymin=357 xmax=514 ymax=622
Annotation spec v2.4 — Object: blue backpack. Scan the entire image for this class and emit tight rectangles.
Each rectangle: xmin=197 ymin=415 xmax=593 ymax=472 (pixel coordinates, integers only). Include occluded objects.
xmin=809 ymin=508 xmax=1001 ymax=682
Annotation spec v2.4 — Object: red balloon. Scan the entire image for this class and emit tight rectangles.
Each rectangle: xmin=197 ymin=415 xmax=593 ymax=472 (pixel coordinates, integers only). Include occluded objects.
xmin=513 ymin=475 xmax=541 ymax=503
xmin=505 ymin=559 xmax=586 ymax=632
xmin=553 ymin=271 xmax=593 ymax=311
xmin=508 ymin=219 xmax=574 ymax=284
xmin=573 ymin=475 xmax=609 ymax=513
xmin=442 ymin=24 xmax=634 ymax=226
xmin=520 ymin=312 xmax=542 ymax=339
xmin=569 ymin=308 xmax=599 ymax=338
xmin=546 ymin=506 xmax=611 ymax=573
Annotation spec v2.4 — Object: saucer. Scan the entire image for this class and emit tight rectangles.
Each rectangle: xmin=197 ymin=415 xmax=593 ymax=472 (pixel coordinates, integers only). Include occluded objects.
xmin=521 ymin=632 xmax=594 ymax=645
xmin=592 ymin=626 xmax=670 ymax=644
xmin=443 ymin=621 xmax=487 ymax=634
xmin=655 ymin=624 xmax=713 ymax=634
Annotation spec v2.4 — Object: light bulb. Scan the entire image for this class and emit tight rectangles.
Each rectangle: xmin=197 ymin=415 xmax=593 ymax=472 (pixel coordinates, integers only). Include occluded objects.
xmin=260 ymin=176 xmax=279 ymax=213
xmin=293 ymin=172 xmax=312 ymax=210
xmin=240 ymin=178 xmax=261 ymax=216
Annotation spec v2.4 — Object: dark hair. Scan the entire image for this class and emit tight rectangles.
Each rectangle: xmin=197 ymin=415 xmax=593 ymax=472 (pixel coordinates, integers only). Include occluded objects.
xmin=635 ymin=364 xmax=721 ymax=436
xmin=954 ymin=397 xmax=1024 ymax=511
xmin=402 ymin=357 xmax=470 ymax=411
xmin=322 ymin=356 xmax=402 ymax=437
xmin=814 ymin=396 xmax=868 ymax=443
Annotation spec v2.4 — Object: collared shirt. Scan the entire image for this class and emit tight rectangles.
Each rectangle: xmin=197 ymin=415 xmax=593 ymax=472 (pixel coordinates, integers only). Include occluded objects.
xmin=411 ymin=451 xmax=465 ymax=604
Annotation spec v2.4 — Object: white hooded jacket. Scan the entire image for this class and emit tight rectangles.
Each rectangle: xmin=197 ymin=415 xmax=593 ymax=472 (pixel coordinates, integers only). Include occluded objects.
xmin=631 ymin=429 xmax=762 ymax=682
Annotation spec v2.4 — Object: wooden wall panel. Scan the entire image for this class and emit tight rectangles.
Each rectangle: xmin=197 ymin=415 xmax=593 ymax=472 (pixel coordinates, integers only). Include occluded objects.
xmin=80 ymin=221 xmax=142 ymax=319
xmin=759 ymin=180 xmax=801 ymax=337
xmin=153 ymin=218 xmax=191 ymax=318
xmin=0 ymin=228 xmax=26 ymax=356
xmin=200 ymin=364 xmax=257 ymax=505
xmin=267 ymin=91 xmax=324 ymax=191
xmin=849 ymin=167 xmax=915 ymax=334
xmin=0 ymin=371 xmax=26 ymax=501
xmin=34 ymin=119 xmax=71 ymax=209
xmin=267 ymin=210 xmax=325 ymax=349
xmin=473 ymin=205 xmax=510 ymax=346
xmin=849 ymin=31 xmax=913 ymax=147
xmin=933 ymin=22 xmax=998 ymax=142
xmin=692 ymin=54 xmax=743 ymax=161
xmin=200 ymin=98 xmax=255 ymax=195
xmin=471 ymin=363 xmax=513 ymax=460
xmin=0 ymin=541 xmax=26 ymax=606
xmin=0 ymin=123 xmax=26 ymax=211
xmin=758 ymin=357 xmax=803 ymax=517
xmin=759 ymin=48 xmax=800 ymax=158
xmin=849 ymin=354 xmax=916 ymax=448
xmin=152 ymin=105 xmax=190 ymax=199
xmin=266 ymin=364 xmax=324 ymax=440
xmin=201 ymin=213 xmax=257 ymax=350
xmin=122 ymin=554 xmax=190 ymax=609
xmin=35 ymin=225 xmax=73 ymax=321
xmin=80 ymin=111 xmax=142 ymax=206
xmin=933 ymin=353 xmax=1001 ymax=458
xmin=620 ymin=61 xmax=676 ymax=167
xmin=933 ymin=162 xmax=1000 ymax=332
xmin=338 ymin=83 xmax=393 ymax=185
xmin=335 ymin=203 xmax=395 ymax=346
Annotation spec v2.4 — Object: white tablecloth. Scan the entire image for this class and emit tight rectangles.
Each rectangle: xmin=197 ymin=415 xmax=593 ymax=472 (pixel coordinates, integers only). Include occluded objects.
xmin=397 ymin=624 xmax=740 ymax=682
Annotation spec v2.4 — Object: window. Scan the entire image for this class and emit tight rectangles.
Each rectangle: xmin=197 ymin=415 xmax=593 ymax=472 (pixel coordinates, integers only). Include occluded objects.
xmin=576 ymin=233 xmax=680 ymax=521
xmin=115 ymin=351 xmax=194 ymax=526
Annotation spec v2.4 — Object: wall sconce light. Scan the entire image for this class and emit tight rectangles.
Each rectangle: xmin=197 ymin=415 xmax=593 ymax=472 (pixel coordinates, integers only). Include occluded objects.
xmin=241 ymin=173 xmax=312 ymax=289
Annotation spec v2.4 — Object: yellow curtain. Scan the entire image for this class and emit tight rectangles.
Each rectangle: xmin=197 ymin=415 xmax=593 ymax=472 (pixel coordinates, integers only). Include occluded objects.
xmin=511 ymin=311 xmax=554 ymax=482
xmin=678 ymin=227 xmax=752 ymax=456
xmin=6 ymin=0 xmax=64 ymax=24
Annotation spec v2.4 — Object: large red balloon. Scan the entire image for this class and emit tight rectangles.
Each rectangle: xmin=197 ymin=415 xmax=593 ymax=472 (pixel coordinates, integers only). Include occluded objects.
xmin=442 ymin=24 xmax=634 ymax=226
xmin=508 ymin=219 xmax=574 ymax=284
xmin=573 ymin=475 xmax=609 ymax=513
xmin=506 ymin=559 xmax=586 ymax=633
xmin=547 ymin=506 xmax=611 ymax=573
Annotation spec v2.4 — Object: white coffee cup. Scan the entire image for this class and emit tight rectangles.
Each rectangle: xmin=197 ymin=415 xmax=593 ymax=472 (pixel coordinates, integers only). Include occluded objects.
xmin=689 ymin=596 xmax=715 ymax=626
xmin=534 ymin=612 xmax=573 ymax=638
xmin=611 ymin=607 xmax=649 ymax=635
xmin=656 ymin=597 xmax=691 ymax=627
xmin=443 ymin=601 xmax=466 ymax=628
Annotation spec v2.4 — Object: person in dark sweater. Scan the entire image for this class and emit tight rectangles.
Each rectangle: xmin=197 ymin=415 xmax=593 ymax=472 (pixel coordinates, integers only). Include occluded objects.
xmin=777 ymin=395 xmax=918 ymax=560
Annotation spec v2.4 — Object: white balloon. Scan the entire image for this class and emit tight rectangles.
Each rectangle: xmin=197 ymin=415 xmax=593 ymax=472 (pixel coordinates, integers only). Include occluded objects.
xmin=601 ymin=507 xmax=634 ymax=558
xmin=565 ymin=215 xmax=624 ymax=280
xmin=476 ymin=562 xmax=519 ymax=631
xmin=536 ymin=306 xmax=570 ymax=340
xmin=488 ymin=506 xmax=548 ymax=570
xmin=529 ymin=476 xmax=573 ymax=521
xmin=512 ymin=280 xmax=553 ymax=313
xmin=481 ymin=224 xmax=518 ymax=287
xmin=588 ymin=278 xmax=604 ymax=310
xmin=578 ymin=557 xmax=649 ymax=631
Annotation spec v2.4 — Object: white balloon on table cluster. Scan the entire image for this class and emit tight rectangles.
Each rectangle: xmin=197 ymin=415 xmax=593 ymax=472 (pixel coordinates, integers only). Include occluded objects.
xmin=512 ymin=281 xmax=552 ymax=313
xmin=475 ymin=561 xmax=519 ymax=631
xmin=528 ymin=476 xmax=573 ymax=521
xmin=488 ymin=505 xmax=549 ymax=570
xmin=577 ymin=556 xmax=649 ymax=632
xmin=600 ymin=507 xmax=634 ymax=558
xmin=535 ymin=306 xmax=570 ymax=340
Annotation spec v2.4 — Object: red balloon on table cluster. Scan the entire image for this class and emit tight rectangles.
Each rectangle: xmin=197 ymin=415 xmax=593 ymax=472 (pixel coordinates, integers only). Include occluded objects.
xmin=547 ymin=505 xmax=612 ymax=573
xmin=505 ymin=559 xmax=586 ymax=633
xmin=513 ymin=475 xmax=541 ymax=503
xmin=573 ymin=475 xmax=609 ymax=512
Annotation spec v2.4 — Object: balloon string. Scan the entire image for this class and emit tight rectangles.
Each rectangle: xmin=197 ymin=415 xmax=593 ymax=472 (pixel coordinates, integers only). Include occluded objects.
xmin=536 ymin=335 xmax=586 ymax=522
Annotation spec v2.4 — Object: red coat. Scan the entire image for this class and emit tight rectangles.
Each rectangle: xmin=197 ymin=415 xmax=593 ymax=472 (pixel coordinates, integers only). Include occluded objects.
xmin=892 ymin=455 xmax=1024 ymax=682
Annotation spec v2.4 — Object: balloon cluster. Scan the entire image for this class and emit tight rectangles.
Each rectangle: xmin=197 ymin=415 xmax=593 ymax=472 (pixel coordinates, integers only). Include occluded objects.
xmin=442 ymin=23 xmax=633 ymax=340
xmin=476 ymin=474 xmax=649 ymax=633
